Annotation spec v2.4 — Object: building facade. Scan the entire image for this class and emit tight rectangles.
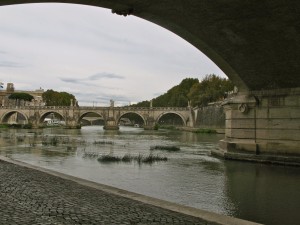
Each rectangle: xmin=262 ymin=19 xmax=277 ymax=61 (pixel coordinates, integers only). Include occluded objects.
xmin=0 ymin=83 xmax=45 ymax=107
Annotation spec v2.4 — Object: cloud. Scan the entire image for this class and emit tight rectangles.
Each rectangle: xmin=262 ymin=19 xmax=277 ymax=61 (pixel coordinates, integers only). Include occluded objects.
xmin=59 ymin=72 xmax=125 ymax=88
xmin=60 ymin=78 xmax=80 ymax=84
xmin=74 ymin=91 xmax=131 ymax=106
xmin=0 ymin=4 xmax=226 ymax=107
xmin=88 ymin=72 xmax=125 ymax=80
xmin=0 ymin=61 xmax=24 ymax=68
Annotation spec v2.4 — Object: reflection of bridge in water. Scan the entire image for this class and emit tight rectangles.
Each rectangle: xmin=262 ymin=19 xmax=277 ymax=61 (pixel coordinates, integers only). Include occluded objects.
xmin=0 ymin=106 xmax=194 ymax=130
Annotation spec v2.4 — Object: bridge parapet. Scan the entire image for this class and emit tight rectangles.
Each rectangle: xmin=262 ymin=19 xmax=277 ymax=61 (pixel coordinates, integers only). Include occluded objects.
xmin=0 ymin=106 xmax=190 ymax=111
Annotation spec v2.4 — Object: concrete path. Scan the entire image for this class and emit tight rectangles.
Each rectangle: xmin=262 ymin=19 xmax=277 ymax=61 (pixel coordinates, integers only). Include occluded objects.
xmin=0 ymin=157 xmax=261 ymax=225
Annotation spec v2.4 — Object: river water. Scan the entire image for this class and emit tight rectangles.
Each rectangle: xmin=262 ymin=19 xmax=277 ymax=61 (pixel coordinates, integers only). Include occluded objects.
xmin=0 ymin=126 xmax=299 ymax=225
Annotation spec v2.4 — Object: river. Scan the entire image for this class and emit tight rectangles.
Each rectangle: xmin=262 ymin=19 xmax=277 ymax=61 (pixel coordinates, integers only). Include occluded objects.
xmin=0 ymin=126 xmax=299 ymax=225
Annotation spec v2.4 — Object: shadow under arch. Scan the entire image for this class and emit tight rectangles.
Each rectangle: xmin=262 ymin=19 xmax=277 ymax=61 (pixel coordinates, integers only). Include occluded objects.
xmin=78 ymin=111 xmax=104 ymax=126
xmin=117 ymin=112 xmax=146 ymax=126
xmin=39 ymin=111 xmax=65 ymax=123
xmin=156 ymin=112 xmax=186 ymax=127
xmin=1 ymin=110 xmax=29 ymax=124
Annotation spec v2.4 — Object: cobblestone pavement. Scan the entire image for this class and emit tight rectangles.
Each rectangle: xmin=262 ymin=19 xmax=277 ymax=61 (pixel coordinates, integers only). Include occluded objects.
xmin=0 ymin=160 xmax=208 ymax=225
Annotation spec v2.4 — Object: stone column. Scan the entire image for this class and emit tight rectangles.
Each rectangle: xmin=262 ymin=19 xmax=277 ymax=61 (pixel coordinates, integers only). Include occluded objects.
xmin=144 ymin=117 xmax=157 ymax=130
xmin=65 ymin=108 xmax=81 ymax=129
xmin=103 ymin=100 xmax=119 ymax=130
xmin=215 ymin=88 xmax=300 ymax=166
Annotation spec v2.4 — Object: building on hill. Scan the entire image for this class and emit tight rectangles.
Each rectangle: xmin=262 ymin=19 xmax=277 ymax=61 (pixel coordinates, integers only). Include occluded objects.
xmin=0 ymin=82 xmax=45 ymax=107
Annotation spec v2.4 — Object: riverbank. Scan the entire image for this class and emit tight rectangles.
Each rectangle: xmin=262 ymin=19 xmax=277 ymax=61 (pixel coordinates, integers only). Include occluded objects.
xmin=0 ymin=156 xmax=259 ymax=225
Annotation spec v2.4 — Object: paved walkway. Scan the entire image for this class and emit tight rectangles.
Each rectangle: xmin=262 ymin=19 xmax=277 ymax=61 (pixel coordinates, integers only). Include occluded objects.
xmin=0 ymin=158 xmax=259 ymax=225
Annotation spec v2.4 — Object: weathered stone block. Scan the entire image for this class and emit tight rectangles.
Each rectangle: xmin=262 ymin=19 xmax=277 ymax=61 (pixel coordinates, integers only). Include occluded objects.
xmin=225 ymin=128 xmax=255 ymax=139
xmin=225 ymin=119 xmax=255 ymax=129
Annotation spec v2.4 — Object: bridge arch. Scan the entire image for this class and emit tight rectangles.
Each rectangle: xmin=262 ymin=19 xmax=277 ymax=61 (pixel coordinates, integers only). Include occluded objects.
xmin=117 ymin=112 xmax=146 ymax=126
xmin=1 ymin=110 xmax=29 ymax=124
xmin=78 ymin=111 xmax=104 ymax=125
xmin=39 ymin=111 xmax=66 ymax=124
xmin=156 ymin=112 xmax=186 ymax=127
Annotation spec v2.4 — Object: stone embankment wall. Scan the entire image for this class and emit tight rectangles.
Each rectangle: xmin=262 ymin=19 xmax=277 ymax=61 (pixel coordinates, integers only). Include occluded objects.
xmin=194 ymin=103 xmax=225 ymax=132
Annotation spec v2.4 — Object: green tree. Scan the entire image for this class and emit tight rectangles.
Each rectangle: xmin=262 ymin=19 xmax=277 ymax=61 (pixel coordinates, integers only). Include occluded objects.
xmin=188 ymin=74 xmax=234 ymax=107
xmin=42 ymin=89 xmax=76 ymax=106
xmin=133 ymin=75 xmax=233 ymax=108
xmin=8 ymin=93 xmax=34 ymax=102
xmin=150 ymin=78 xmax=198 ymax=107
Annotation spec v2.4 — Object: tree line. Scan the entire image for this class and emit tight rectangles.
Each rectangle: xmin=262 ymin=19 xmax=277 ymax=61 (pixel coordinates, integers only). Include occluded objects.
xmin=8 ymin=89 xmax=77 ymax=106
xmin=132 ymin=74 xmax=234 ymax=108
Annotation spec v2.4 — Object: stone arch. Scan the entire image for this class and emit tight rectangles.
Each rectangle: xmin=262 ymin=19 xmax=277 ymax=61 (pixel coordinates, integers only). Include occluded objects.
xmin=0 ymin=2 xmax=299 ymax=90
xmin=156 ymin=112 xmax=186 ymax=126
xmin=1 ymin=110 xmax=29 ymax=124
xmin=39 ymin=111 xmax=66 ymax=123
xmin=78 ymin=111 xmax=104 ymax=125
xmin=117 ymin=112 xmax=146 ymax=126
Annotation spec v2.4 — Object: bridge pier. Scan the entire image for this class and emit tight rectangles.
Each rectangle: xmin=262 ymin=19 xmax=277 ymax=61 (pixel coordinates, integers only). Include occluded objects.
xmin=144 ymin=117 xmax=157 ymax=130
xmin=103 ymin=117 xmax=119 ymax=130
xmin=214 ymin=88 xmax=300 ymax=166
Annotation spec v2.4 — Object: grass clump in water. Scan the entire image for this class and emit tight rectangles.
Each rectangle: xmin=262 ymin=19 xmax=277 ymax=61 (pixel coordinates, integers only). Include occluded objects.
xmin=192 ymin=128 xmax=217 ymax=134
xmin=121 ymin=154 xmax=132 ymax=162
xmin=141 ymin=154 xmax=167 ymax=163
xmin=98 ymin=154 xmax=121 ymax=162
xmin=157 ymin=125 xmax=176 ymax=130
xmin=97 ymin=153 xmax=167 ymax=164
xmin=150 ymin=145 xmax=180 ymax=151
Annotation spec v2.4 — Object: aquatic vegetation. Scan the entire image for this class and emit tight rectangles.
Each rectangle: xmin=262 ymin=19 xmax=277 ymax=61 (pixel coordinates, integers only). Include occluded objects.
xmin=121 ymin=154 xmax=132 ymax=162
xmin=142 ymin=154 xmax=168 ymax=163
xmin=192 ymin=128 xmax=217 ymax=134
xmin=97 ymin=154 xmax=121 ymax=162
xmin=150 ymin=145 xmax=180 ymax=151
xmin=157 ymin=125 xmax=176 ymax=130
xmin=97 ymin=153 xmax=168 ymax=164
xmin=82 ymin=152 xmax=100 ymax=158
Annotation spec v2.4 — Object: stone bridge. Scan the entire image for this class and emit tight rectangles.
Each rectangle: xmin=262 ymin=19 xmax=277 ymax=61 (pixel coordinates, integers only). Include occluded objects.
xmin=0 ymin=106 xmax=194 ymax=129
xmin=0 ymin=1 xmax=299 ymax=163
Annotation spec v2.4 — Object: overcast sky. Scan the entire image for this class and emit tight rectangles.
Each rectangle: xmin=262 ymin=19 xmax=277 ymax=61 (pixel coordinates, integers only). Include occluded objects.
xmin=0 ymin=3 xmax=225 ymax=106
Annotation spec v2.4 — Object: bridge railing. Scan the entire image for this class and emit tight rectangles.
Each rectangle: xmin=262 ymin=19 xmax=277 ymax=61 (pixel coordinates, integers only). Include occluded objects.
xmin=0 ymin=106 xmax=190 ymax=111
xmin=0 ymin=106 xmax=73 ymax=110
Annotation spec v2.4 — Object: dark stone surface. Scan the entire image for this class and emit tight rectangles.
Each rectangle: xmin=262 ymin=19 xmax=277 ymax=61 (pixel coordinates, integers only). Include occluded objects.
xmin=0 ymin=160 xmax=206 ymax=225
xmin=195 ymin=105 xmax=225 ymax=129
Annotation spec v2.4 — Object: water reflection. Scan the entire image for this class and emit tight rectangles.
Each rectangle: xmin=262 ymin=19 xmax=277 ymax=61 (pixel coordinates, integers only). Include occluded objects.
xmin=0 ymin=126 xmax=299 ymax=225
xmin=224 ymin=161 xmax=300 ymax=225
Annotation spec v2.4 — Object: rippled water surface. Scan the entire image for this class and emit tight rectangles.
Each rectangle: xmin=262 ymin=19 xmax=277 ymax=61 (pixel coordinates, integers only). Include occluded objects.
xmin=0 ymin=126 xmax=299 ymax=225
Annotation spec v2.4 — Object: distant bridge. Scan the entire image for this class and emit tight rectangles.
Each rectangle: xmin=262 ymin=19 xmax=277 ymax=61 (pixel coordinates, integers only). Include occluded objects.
xmin=0 ymin=106 xmax=194 ymax=129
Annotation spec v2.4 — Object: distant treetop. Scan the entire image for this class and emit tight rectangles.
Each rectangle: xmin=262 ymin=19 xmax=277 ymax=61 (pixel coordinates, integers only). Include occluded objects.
xmin=8 ymin=93 xmax=34 ymax=102
xmin=132 ymin=75 xmax=233 ymax=107
xmin=42 ymin=89 xmax=77 ymax=106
